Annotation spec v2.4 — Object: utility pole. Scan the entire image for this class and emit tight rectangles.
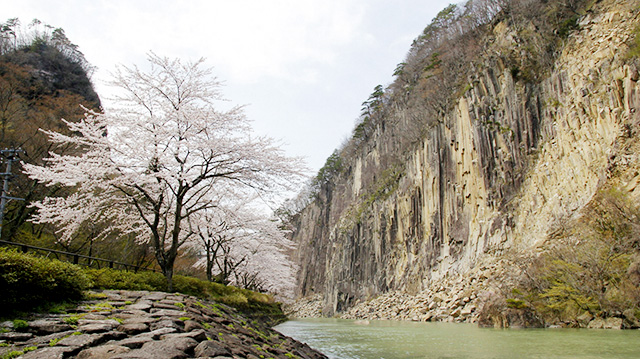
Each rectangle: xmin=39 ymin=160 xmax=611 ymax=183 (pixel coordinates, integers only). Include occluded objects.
xmin=0 ymin=148 xmax=24 ymax=241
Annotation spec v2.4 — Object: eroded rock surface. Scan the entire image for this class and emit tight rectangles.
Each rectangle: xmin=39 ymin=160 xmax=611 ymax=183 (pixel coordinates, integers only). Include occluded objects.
xmin=291 ymin=0 xmax=640 ymax=319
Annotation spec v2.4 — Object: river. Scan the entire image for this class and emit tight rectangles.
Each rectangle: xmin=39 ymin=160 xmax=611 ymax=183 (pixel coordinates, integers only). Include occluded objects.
xmin=274 ymin=318 xmax=640 ymax=359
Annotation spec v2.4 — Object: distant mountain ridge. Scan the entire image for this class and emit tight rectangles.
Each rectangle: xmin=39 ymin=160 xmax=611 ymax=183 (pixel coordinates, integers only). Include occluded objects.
xmin=0 ymin=20 xmax=103 ymax=249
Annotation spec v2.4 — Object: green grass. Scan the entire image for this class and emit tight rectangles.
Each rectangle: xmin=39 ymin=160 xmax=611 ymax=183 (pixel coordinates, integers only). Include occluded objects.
xmin=1 ymin=350 xmax=27 ymax=359
xmin=48 ymin=337 xmax=62 ymax=347
xmin=11 ymin=319 xmax=28 ymax=331
xmin=63 ymin=316 xmax=80 ymax=326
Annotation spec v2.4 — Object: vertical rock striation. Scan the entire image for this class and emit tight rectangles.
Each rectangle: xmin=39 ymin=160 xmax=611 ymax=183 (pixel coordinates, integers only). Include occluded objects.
xmin=291 ymin=0 xmax=640 ymax=317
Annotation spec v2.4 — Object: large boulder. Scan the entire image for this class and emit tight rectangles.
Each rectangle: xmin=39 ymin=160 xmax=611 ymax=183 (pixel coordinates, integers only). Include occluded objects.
xmin=587 ymin=317 xmax=623 ymax=329
xmin=503 ymin=308 xmax=545 ymax=329
xmin=477 ymin=293 xmax=543 ymax=328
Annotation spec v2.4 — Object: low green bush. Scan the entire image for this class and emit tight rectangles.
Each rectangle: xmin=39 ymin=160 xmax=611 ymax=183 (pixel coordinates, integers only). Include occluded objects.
xmin=511 ymin=187 xmax=640 ymax=325
xmin=84 ymin=268 xmax=165 ymax=291
xmin=0 ymin=248 xmax=91 ymax=315
xmin=173 ymin=275 xmax=211 ymax=297
xmin=210 ymin=281 xmax=234 ymax=297
xmin=0 ymin=248 xmax=282 ymax=321
xmin=220 ymin=292 xmax=249 ymax=307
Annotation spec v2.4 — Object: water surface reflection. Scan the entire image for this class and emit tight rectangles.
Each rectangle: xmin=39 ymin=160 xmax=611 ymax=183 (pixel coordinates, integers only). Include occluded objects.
xmin=275 ymin=318 xmax=640 ymax=359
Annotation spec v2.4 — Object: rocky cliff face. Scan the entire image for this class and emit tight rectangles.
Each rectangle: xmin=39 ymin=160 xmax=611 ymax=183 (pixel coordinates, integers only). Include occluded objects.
xmin=291 ymin=0 xmax=640 ymax=317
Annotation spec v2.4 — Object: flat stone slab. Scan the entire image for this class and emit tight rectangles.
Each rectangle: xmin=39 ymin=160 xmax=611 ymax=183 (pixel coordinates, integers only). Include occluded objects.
xmin=118 ymin=322 xmax=149 ymax=334
xmin=0 ymin=331 xmax=34 ymax=341
xmin=194 ymin=340 xmax=232 ymax=357
xmin=123 ymin=317 xmax=155 ymax=325
xmin=109 ymin=301 xmax=129 ymax=307
xmin=141 ymin=293 xmax=167 ymax=301
xmin=166 ymin=295 xmax=186 ymax=302
xmin=112 ymin=337 xmax=198 ymax=359
xmin=78 ymin=319 xmax=121 ymax=326
xmin=102 ymin=291 xmax=125 ymax=301
xmin=78 ymin=322 xmax=118 ymax=333
xmin=25 ymin=330 xmax=77 ymax=346
xmin=80 ymin=314 xmax=109 ymax=320
xmin=57 ymin=333 xmax=103 ymax=348
xmin=21 ymin=346 xmax=77 ymax=359
xmin=113 ymin=310 xmax=150 ymax=319
xmin=183 ymin=320 xmax=203 ymax=332
xmin=127 ymin=300 xmax=153 ymax=311
xmin=77 ymin=344 xmax=131 ymax=359
xmin=145 ymin=327 xmax=178 ymax=339
xmin=28 ymin=319 xmax=72 ymax=334
xmin=149 ymin=309 xmax=185 ymax=317
xmin=57 ymin=331 xmax=125 ymax=348
xmin=114 ymin=335 xmax=154 ymax=349
xmin=149 ymin=319 xmax=182 ymax=331
xmin=160 ymin=329 xmax=207 ymax=342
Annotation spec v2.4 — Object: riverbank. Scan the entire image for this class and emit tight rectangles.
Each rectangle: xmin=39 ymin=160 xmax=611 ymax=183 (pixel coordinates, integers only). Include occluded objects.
xmin=285 ymin=257 xmax=639 ymax=330
xmin=0 ymin=290 xmax=326 ymax=359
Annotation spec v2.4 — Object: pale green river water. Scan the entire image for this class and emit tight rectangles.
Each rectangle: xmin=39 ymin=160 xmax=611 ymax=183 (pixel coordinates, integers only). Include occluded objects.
xmin=274 ymin=318 xmax=640 ymax=359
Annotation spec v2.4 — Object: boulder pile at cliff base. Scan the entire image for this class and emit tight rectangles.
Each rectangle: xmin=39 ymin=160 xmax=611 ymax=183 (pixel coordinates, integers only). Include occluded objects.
xmin=0 ymin=290 xmax=326 ymax=359
xmin=286 ymin=258 xmax=638 ymax=330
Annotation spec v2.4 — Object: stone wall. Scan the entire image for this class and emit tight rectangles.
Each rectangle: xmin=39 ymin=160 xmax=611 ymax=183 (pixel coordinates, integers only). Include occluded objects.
xmin=0 ymin=290 xmax=326 ymax=359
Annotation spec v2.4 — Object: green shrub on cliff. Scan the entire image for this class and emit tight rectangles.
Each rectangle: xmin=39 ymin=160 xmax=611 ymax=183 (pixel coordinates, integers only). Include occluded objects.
xmin=512 ymin=187 xmax=640 ymax=326
xmin=347 ymin=166 xmax=403 ymax=228
xmin=628 ymin=23 xmax=640 ymax=59
xmin=0 ymin=248 xmax=91 ymax=315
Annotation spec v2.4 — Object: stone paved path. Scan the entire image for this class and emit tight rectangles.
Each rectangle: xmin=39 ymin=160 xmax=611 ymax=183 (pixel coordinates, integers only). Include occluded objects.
xmin=0 ymin=290 xmax=326 ymax=359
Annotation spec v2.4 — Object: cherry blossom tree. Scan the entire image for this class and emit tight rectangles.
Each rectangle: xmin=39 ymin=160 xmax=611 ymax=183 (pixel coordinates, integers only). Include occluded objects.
xmin=25 ymin=53 xmax=305 ymax=290
xmin=191 ymin=194 xmax=298 ymax=299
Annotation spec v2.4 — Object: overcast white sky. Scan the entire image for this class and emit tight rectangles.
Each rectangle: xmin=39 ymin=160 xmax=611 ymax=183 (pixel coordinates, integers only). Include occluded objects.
xmin=4 ymin=0 xmax=452 ymax=173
